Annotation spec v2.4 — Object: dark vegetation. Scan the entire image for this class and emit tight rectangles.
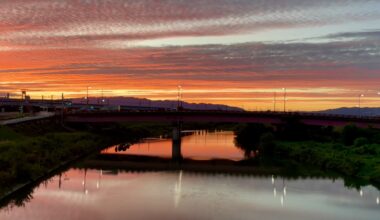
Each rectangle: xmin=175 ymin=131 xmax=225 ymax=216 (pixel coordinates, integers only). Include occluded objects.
xmin=234 ymin=121 xmax=380 ymax=187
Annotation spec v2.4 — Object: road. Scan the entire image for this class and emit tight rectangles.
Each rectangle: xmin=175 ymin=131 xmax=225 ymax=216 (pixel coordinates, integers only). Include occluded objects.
xmin=0 ymin=112 xmax=55 ymax=125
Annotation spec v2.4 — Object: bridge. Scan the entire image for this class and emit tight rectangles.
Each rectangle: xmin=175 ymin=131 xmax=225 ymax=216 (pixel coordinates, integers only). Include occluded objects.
xmin=3 ymin=96 xmax=379 ymax=129
xmin=3 ymin=109 xmax=380 ymax=161
xmin=64 ymin=110 xmax=380 ymax=161
xmin=64 ymin=110 xmax=380 ymax=128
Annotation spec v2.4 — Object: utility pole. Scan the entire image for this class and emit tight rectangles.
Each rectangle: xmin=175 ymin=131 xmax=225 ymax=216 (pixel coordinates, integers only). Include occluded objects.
xmin=86 ymin=86 xmax=91 ymax=106
xmin=177 ymin=85 xmax=182 ymax=111
xmin=284 ymin=88 xmax=287 ymax=112
xmin=273 ymin=92 xmax=277 ymax=112
xmin=358 ymin=94 xmax=364 ymax=116
xmin=61 ymin=93 xmax=64 ymax=124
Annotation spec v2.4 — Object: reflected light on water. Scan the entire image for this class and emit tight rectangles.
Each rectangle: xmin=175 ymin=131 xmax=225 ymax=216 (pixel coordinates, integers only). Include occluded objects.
xmin=281 ymin=195 xmax=284 ymax=207
xmin=174 ymin=170 xmax=183 ymax=208
xmin=102 ymin=131 xmax=243 ymax=160
xmin=1 ymin=169 xmax=380 ymax=220
xmin=273 ymin=188 xmax=277 ymax=197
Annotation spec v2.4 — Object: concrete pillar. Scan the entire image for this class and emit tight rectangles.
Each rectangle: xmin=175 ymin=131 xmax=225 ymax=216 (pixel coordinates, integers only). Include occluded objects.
xmin=172 ymin=122 xmax=182 ymax=162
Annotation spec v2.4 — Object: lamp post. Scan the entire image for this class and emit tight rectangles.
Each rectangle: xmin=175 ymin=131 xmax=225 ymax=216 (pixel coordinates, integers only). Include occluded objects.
xmin=177 ymin=85 xmax=182 ymax=111
xmin=61 ymin=93 xmax=64 ymax=124
xmin=358 ymin=94 xmax=364 ymax=116
xmin=358 ymin=94 xmax=364 ymax=108
xmin=282 ymin=88 xmax=287 ymax=112
xmin=101 ymin=88 xmax=105 ymax=105
xmin=86 ymin=86 xmax=92 ymax=106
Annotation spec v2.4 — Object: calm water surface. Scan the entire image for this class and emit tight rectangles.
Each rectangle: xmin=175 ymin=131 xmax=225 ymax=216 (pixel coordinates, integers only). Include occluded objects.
xmin=1 ymin=131 xmax=379 ymax=220
xmin=102 ymin=130 xmax=243 ymax=160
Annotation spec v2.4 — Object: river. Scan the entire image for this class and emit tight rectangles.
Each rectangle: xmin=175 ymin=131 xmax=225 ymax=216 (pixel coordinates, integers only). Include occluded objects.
xmin=0 ymin=131 xmax=379 ymax=220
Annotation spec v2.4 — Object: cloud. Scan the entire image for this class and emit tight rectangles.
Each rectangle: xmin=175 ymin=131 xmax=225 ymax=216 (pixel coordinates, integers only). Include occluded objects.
xmin=0 ymin=1 xmax=379 ymax=110
xmin=1 ymin=37 xmax=379 ymax=83
xmin=0 ymin=0 xmax=380 ymax=49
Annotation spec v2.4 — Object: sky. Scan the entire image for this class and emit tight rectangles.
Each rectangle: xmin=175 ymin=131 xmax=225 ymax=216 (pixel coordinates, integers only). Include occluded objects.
xmin=0 ymin=0 xmax=380 ymax=111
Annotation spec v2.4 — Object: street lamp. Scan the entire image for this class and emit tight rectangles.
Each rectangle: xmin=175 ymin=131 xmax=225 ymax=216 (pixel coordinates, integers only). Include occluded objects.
xmin=177 ymin=85 xmax=182 ymax=110
xmin=358 ymin=94 xmax=364 ymax=116
xmin=86 ymin=86 xmax=92 ymax=106
xmin=282 ymin=88 xmax=287 ymax=112
xmin=358 ymin=94 xmax=364 ymax=108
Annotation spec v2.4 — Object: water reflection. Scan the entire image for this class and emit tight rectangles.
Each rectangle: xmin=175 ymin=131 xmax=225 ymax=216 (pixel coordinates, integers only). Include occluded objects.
xmin=174 ymin=170 xmax=183 ymax=208
xmin=1 ymin=169 xmax=379 ymax=220
xmin=272 ymin=176 xmax=287 ymax=207
xmin=102 ymin=130 xmax=244 ymax=161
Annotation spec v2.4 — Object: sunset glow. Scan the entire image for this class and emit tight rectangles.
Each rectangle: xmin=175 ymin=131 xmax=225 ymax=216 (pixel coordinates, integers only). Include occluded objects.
xmin=1 ymin=0 xmax=380 ymax=110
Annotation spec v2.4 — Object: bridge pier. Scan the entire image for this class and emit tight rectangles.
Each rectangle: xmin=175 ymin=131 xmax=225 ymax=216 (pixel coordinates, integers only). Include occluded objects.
xmin=172 ymin=122 xmax=182 ymax=162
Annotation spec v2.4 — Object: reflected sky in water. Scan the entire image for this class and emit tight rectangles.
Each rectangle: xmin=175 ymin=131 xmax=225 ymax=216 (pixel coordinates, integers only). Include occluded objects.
xmin=102 ymin=131 xmax=244 ymax=161
xmin=0 ymin=169 xmax=379 ymax=220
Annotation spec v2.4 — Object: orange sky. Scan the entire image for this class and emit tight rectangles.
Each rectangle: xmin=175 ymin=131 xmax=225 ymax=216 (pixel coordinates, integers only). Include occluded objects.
xmin=1 ymin=1 xmax=380 ymax=111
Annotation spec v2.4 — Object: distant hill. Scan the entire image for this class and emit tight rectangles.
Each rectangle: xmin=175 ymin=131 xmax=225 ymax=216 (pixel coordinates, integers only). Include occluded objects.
xmin=318 ymin=107 xmax=380 ymax=117
xmin=72 ymin=96 xmax=243 ymax=111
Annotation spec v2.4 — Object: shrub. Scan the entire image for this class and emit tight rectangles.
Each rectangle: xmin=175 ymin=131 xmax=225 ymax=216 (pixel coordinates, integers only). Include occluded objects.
xmin=354 ymin=137 xmax=369 ymax=148
xmin=342 ymin=124 xmax=360 ymax=145
xmin=259 ymin=133 xmax=276 ymax=156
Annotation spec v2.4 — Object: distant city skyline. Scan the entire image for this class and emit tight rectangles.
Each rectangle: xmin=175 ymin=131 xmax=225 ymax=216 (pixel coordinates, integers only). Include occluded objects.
xmin=1 ymin=0 xmax=380 ymax=110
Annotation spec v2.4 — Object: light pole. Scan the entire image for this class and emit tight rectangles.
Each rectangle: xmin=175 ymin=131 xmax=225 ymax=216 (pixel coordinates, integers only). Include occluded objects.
xmin=358 ymin=94 xmax=364 ymax=116
xmin=273 ymin=92 xmax=277 ymax=112
xmin=282 ymin=88 xmax=287 ymax=112
xmin=61 ymin=93 xmax=64 ymax=124
xmin=358 ymin=94 xmax=364 ymax=108
xmin=101 ymin=88 xmax=105 ymax=105
xmin=86 ymin=86 xmax=92 ymax=106
xmin=177 ymin=85 xmax=182 ymax=110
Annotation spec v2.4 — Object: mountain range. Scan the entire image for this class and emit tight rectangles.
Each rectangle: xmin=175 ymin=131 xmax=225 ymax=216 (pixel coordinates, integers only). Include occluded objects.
xmin=72 ymin=96 xmax=243 ymax=111
xmin=73 ymin=96 xmax=380 ymax=116
xmin=318 ymin=107 xmax=380 ymax=117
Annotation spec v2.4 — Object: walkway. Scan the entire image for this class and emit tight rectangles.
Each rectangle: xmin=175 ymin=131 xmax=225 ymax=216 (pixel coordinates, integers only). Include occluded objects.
xmin=0 ymin=112 xmax=55 ymax=125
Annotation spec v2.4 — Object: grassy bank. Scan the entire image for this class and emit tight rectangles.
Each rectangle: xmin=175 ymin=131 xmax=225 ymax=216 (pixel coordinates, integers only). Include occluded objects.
xmin=234 ymin=123 xmax=380 ymax=187
xmin=0 ymin=127 xmax=111 ymax=197
xmin=275 ymin=141 xmax=380 ymax=185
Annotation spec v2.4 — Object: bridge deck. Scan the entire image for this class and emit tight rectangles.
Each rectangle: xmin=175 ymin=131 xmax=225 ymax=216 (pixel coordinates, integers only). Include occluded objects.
xmin=64 ymin=111 xmax=380 ymax=128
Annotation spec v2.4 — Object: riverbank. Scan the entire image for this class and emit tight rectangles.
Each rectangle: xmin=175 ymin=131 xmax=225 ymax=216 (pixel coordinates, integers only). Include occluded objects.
xmin=234 ymin=123 xmax=380 ymax=188
xmin=274 ymin=141 xmax=380 ymax=186
xmin=0 ymin=128 xmax=113 ymax=198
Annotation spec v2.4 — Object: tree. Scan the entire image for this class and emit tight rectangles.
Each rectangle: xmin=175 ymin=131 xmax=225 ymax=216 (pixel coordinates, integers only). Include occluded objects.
xmin=342 ymin=124 xmax=360 ymax=146
xmin=259 ymin=133 xmax=276 ymax=156
xmin=234 ymin=123 xmax=271 ymax=157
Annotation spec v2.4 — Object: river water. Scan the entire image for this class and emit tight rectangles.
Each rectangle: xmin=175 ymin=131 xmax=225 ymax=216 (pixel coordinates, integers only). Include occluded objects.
xmin=102 ymin=130 xmax=243 ymax=160
xmin=0 ymin=131 xmax=379 ymax=220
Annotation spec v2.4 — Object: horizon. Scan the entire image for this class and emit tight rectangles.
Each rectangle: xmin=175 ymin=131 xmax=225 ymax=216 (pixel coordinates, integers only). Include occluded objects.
xmin=1 ymin=0 xmax=380 ymax=111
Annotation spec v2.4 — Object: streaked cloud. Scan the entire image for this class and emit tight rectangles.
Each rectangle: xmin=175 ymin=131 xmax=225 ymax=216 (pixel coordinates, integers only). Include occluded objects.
xmin=0 ymin=0 xmax=379 ymax=110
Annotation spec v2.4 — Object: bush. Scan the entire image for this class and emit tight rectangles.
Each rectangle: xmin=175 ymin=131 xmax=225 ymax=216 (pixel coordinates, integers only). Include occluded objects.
xmin=234 ymin=123 xmax=272 ymax=157
xmin=259 ymin=133 xmax=276 ymax=156
xmin=353 ymin=144 xmax=378 ymax=155
xmin=354 ymin=137 xmax=369 ymax=148
xmin=342 ymin=125 xmax=360 ymax=145
xmin=372 ymin=133 xmax=380 ymax=144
